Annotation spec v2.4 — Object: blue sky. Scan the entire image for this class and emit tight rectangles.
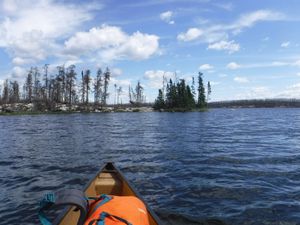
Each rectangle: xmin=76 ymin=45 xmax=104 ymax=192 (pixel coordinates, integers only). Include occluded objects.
xmin=1 ymin=0 xmax=300 ymax=102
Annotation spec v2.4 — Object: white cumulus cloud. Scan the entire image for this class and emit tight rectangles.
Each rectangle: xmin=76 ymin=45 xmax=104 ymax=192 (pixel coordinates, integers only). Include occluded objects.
xmin=160 ymin=11 xmax=175 ymax=24
xmin=64 ymin=25 xmax=127 ymax=54
xmin=177 ymin=28 xmax=203 ymax=42
xmin=0 ymin=0 xmax=96 ymax=65
xmin=65 ymin=25 xmax=160 ymax=62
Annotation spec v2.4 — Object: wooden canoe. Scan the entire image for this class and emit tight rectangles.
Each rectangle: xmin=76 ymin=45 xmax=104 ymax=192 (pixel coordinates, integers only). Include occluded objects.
xmin=54 ymin=162 xmax=162 ymax=225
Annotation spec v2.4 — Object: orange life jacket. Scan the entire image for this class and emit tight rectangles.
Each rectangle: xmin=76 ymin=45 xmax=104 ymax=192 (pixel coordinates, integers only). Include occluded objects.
xmin=85 ymin=194 xmax=150 ymax=225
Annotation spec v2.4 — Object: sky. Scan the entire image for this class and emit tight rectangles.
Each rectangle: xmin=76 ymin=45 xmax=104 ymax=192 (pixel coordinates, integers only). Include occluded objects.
xmin=1 ymin=0 xmax=300 ymax=103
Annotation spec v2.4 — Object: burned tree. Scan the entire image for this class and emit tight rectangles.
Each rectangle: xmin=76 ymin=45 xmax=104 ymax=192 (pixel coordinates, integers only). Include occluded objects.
xmin=129 ymin=81 xmax=145 ymax=105
xmin=102 ymin=67 xmax=110 ymax=105
xmin=66 ymin=65 xmax=77 ymax=105
xmin=94 ymin=68 xmax=103 ymax=105
xmin=25 ymin=69 xmax=33 ymax=102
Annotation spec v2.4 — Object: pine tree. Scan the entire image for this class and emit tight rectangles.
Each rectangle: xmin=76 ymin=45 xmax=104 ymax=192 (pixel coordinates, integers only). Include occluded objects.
xmin=154 ymin=89 xmax=165 ymax=109
xmin=197 ymin=72 xmax=206 ymax=108
xmin=166 ymin=79 xmax=176 ymax=108
xmin=191 ymin=77 xmax=196 ymax=98
xmin=186 ymin=85 xmax=195 ymax=108
xmin=207 ymin=81 xmax=211 ymax=102
xmin=2 ymin=79 xmax=9 ymax=103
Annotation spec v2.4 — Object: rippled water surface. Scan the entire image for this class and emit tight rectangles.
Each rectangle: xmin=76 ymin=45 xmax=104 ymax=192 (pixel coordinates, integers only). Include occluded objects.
xmin=1 ymin=109 xmax=300 ymax=225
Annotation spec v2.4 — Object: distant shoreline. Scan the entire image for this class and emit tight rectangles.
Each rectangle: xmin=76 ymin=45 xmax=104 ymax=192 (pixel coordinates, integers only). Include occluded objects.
xmin=208 ymin=99 xmax=300 ymax=108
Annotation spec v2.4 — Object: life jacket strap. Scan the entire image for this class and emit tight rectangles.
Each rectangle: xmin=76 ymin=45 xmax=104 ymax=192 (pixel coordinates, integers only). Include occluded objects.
xmin=93 ymin=212 xmax=132 ymax=225
xmin=88 ymin=195 xmax=112 ymax=217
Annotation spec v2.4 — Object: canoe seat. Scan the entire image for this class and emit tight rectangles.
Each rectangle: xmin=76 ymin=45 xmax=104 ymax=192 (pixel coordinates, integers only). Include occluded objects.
xmin=95 ymin=172 xmax=122 ymax=195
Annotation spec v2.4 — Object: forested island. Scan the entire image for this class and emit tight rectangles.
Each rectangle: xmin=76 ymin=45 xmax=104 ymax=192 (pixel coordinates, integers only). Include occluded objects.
xmin=0 ymin=64 xmax=212 ymax=114
xmin=153 ymin=72 xmax=211 ymax=111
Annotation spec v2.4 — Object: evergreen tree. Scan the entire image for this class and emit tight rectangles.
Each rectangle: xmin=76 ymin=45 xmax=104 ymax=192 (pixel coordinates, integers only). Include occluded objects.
xmin=191 ymin=77 xmax=196 ymax=99
xmin=166 ymin=79 xmax=177 ymax=108
xmin=155 ymin=77 xmax=196 ymax=110
xmin=207 ymin=81 xmax=211 ymax=102
xmin=2 ymin=79 xmax=9 ymax=103
xmin=197 ymin=72 xmax=206 ymax=108
xmin=154 ymin=89 xmax=165 ymax=109
xmin=177 ymin=79 xmax=186 ymax=108
xmin=186 ymin=85 xmax=195 ymax=108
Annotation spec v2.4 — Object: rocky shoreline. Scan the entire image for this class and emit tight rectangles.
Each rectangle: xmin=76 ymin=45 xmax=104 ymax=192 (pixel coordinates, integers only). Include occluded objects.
xmin=0 ymin=103 xmax=154 ymax=114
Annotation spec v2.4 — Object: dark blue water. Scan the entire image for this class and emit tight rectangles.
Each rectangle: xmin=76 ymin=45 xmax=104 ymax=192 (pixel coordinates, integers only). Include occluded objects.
xmin=1 ymin=109 xmax=300 ymax=225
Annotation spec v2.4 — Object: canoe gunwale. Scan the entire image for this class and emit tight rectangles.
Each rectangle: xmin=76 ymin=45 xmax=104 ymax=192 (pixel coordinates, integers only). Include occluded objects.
xmin=108 ymin=162 xmax=163 ymax=225
xmin=53 ymin=162 xmax=163 ymax=225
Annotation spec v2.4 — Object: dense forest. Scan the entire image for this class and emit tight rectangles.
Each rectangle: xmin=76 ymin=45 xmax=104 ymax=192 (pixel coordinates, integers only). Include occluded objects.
xmin=0 ymin=64 xmax=146 ymax=112
xmin=153 ymin=72 xmax=211 ymax=111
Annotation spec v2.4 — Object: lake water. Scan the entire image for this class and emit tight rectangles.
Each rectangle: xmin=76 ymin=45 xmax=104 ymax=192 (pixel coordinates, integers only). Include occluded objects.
xmin=1 ymin=108 xmax=300 ymax=225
